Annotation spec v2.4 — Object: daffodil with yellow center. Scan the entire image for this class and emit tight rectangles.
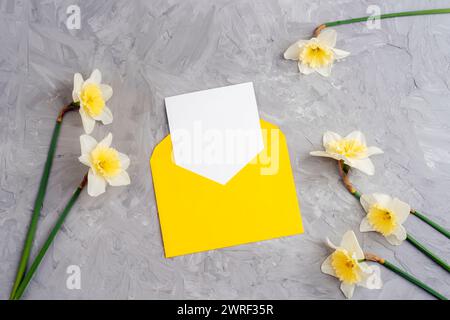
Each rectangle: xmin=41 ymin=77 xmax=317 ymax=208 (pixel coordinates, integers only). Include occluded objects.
xmin=326 ymin=139 xmax=367 ymax=159
xmin=321 ymin=231 xmax=382 ymax=299
xmin=90 ymin=146 xmax=121 ymax=178
xmin=299 ymin=42 xmax=334 ymax=69
xmin=80 ymin=83 xmax=105 ymax=117
xmin=79 ymin=133 xmax=130 ymax=197
xmin=310 ymin=131 xmax=383 ymax=175
xmin=284 ymin=29 xmax=349 ymax=76
xmin=72 ymin=69 xmax=114 ymax=134
xmin=331 ymin=249 xmax=361 ymax=284
xmin=360 ymin=193 xmax=410 ymax=245
xmin=367 ymin=204 xmax=397 ymax=236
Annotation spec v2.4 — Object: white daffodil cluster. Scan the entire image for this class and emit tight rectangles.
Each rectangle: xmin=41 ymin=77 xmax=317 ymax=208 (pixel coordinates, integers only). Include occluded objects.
xmin=73 ymin=69 xmax=131 ymax=197
xmin=313 ymin=131 xmax=426 ymax=299
xmin=311 ymin=130 xmax=412 ymax=245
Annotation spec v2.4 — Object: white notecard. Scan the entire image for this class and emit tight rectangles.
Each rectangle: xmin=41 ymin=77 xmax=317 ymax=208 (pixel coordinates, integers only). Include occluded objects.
xmin=165 ymin=82 xmax=264 ymax=184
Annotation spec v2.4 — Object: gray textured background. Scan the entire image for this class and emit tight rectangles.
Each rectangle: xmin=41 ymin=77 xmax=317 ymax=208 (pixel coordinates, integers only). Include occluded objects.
xmin=1 ymin=0 xmax=449 ymax=300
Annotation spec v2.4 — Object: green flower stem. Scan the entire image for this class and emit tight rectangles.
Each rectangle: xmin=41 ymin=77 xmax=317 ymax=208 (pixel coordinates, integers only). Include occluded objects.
xmin=383 ymin=259 xmax=447 ymax=300
xmin=406 ymin=234 xmax=450 ymax=273
xmin=337 ymin=160 xmax=361 ymax=199
xmin=9 ymin=102 xmax=79 ymax=299
xmin=364 ymin=253 xmax=447 ymax=300
xmin=337 ymin=161 xmax=450 ymax=273
xmin=13 ymin=174 xmax=87 ymax=300
xmin=411 ymin=209 xmax=450 ymax=239
xmin=314 ymin=8 xmax=450 ymax=36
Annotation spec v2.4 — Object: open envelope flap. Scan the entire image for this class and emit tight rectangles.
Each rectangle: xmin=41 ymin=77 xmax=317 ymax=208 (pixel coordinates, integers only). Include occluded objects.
xmin=150 ymin=119 xmax=303 ymax=257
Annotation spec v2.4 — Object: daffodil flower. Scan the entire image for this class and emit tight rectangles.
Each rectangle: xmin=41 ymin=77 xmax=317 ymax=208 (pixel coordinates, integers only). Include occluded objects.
xmin=79 ymin=133 xmax=130 ymax=197
xmin=284 ymin=29 xmax=349 ymax=76
xmin=321 ymin=230 xmax=382 ymax=299
xmin=72 ymin=69 xmax=113 ymax=134
xmin=310 ymin=131 xmax=383 ymax=175
xmin=360 ymin=193 xmax=410 ymax=246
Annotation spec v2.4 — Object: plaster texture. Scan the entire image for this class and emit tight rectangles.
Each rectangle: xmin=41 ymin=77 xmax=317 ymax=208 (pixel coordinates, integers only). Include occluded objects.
xmin=1 ymin=0 xmax=449 ymax=299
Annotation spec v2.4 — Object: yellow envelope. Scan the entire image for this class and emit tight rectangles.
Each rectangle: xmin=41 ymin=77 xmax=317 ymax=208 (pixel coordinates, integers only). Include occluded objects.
xmin=150 ymin=119 xmax=303 ymax=257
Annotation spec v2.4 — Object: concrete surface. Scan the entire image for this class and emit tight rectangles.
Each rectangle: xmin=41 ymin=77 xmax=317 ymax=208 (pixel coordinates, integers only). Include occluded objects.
xmin=0 ymin=0 xmax=449 ymax=299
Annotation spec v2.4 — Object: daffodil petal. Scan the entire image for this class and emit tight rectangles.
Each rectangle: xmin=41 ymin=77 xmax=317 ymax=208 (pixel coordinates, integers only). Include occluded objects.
xmin=339 ymin=230 xmax=364 ymax=260
xmin=118 ymin=152 xmax=130 ymax=170
xmin=283 ymin=40 xmax=306 ymax=60
xmin=385 ymin=234 xmax=403 ymax=246
xmin=72 ymin=90 xmax=80 ymax=103
xmin=358 ymin=261 xmax=371 ymax=273
xmin=332 ymin=48 xmax=350 ymax=60
xmin=93 ymin=106 xmax=113 ymax=125
xmin=360 ymin=194 xmax=376 ymax=213
xmin=348 ymin=158 xmax=375 ymax=175
xmin=345 ymin=131 xmax=367 ymax=146
xmin=366 ymin=146 xmax=383 ymax=157
xmin=389 ymin=198 xmax=410 ymax=224
xmin=315 ymin=64 xmax=332 ymax=77
xmin=78 ymin=154 xmax=91 ymax=167
xmin=79 ymin=108 xmax=95 ymax=134
xmin=73 ymin=73 xmax=83 ymax=90
xmin=360 ymin=217 xmax=375 ymax=232
xmin=358 ymin=264 xmax=382 ymax=289
xmin=87 ymin=69 xmax=102 ymax=84
xmin=100 ymin=84 xmax=113 ymax=101
xmin=323 ymin=131 xmax=342 ymax=146
xmin=309 ymin=150 xmax=343 ymax=161
xmin=298 ymin=62 xmax=315 ymax=74
xmin=80 ymin=134 xmax=97 ymax=155
xmin=325 ymin=237 xmax=338 ymax=250
xmin=73 ymin=73 xmax=83 ymax=102
xmin=371 ymin=193 xmax=393 ymax=208
xmin=321 ymin=255 xmax=337 ymax=277
xmin=315 ymin=65 xmax=333 ymax=77
xmin=88 ymin=169 xmax=106 ymax=197
xmin=391 ymin=224 xmax=407 ymax=243
xmin=98 ymin=132 xmax=113 ymax=148
xmin=317 ymin=29 xmax=337 ymax=47
xmin=106 ymin=170 xmax=130 ymax=186
xmin=340 ymin=282 xmax=355 ymax=299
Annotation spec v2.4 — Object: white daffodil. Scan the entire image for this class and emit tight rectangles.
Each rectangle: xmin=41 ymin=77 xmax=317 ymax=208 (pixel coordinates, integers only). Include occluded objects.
xmin=310 ymin=131 xmax=383 ymax=175
xmin=283 ymin=29 xmax=350 ymax=76
xmin=321 ymin=230 xmax=382 ymax=299
xmin=72 ymin=69 xmax=113 ymax=134
xmin=360 ymin=193 xmax=410 ymax=246
xmin=79 ymin=133 xmax=130 ymax=197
